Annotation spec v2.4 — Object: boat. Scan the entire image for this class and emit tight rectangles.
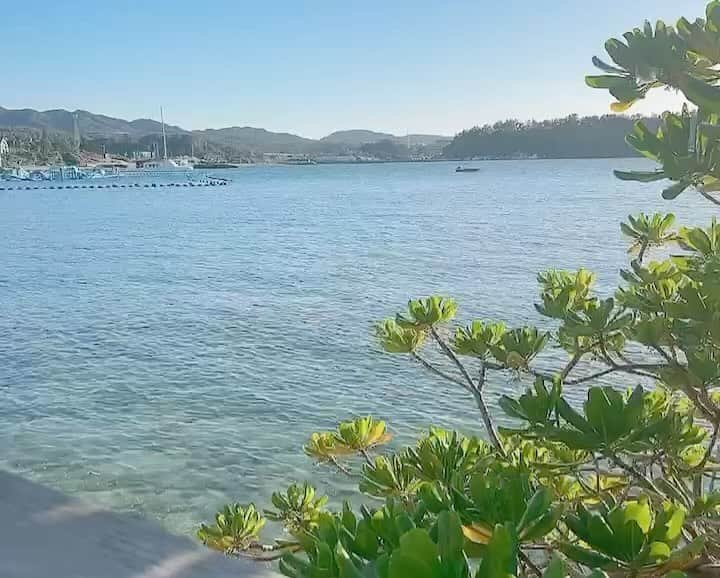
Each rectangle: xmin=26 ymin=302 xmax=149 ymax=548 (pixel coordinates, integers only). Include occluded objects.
xmin=126 ymin=158 xmax=194 ymax=175
xmin=456 ymin=166 xmax=479 ymax=173
xmin=121 ymin=108 xmax=194 ymax=176
xmin=1 ymin=166 xmax=32 ymax=181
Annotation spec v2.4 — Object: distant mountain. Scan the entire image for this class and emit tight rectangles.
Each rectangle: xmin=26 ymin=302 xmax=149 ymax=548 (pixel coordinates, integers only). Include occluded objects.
xmin=0 ymin=105 xmax=660 ymax=162
xmin=321 ymin=129 xmax=450 ymax=147
xmin=321 ymin=130 xmax=396 ymax=145
xmin=193 ymin=126 xmax=318 ymax=154
xmin=0 ymin=106 xmax=451 ymax=156
xmin=0 ymin=107 xmax=185 ymax=138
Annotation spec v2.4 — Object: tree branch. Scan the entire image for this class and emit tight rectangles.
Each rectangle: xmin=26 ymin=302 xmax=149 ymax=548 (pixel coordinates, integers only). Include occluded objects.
xmin=328 ymin=456 xmax=353 ymax=476
xmin=429 ymin=326 xmax=478 ymax=389
xmin=699 ymin=188 xmax=720 ymax=206
xmin=241 ymin=542 xmax=301 ymax=561
xmin=560 ymin=352 xmax=583 ymax=381
xmin=360 ymin=449 xmax=375 ymax=468
xmin=606 ymin=453 xmax=662 ymax=496
xmin=565 ymin=363 xmax=665 ymax=386
xmin=519 ymin=551 xmax=543 ymax=577
xmin=697 ymin=422 xmax=720 ymax=472
xmin=429 ymin=326 xmax=504 ymax=453
xmin=411 ymin=352 xmax=472 ymax=393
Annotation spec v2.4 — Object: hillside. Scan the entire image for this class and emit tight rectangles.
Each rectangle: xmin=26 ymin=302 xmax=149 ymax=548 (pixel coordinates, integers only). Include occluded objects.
xmin=0 ymin=105 xmax=662 ymax=162
xmin=0 ymin=106 xmax=449 ymax=157
xmin=321 ymin=129 xmax=450 ymax=147
xmin=192 ymin=126 xmax=320 ymax=154
xmin=0 ymin=107 xmax=185 ymax=138
xmin=442 ymin=114 xmax=662 ymax=160
xmin=321 ymin=130 xmax=396 ymax=145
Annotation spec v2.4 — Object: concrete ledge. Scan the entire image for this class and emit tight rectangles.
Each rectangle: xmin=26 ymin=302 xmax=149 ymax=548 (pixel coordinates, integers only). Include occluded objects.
xmin=0 ymin=470 xmax=277 ymax=578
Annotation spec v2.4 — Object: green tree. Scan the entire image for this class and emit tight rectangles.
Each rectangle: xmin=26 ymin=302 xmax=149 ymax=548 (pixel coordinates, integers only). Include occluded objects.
xmin=199 ymin=3 xmax=720 ymax=577
xmin=442 ymin=114 xmax=661 ymax=160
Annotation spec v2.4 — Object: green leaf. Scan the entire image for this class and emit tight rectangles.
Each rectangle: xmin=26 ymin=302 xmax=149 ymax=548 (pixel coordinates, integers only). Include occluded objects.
xmin=437 ymin=511 xmax=464 ymax=560
xmin=520 ymin=510 xmax=562 ymax=542
xmin=591 ymin=55 xmax=626 ymax=75
xmin=376 ymin=554 xmax=390 ymax=578
xmin=279 ymin=553 xmax=311 ymax=578
xmin=680 ymin=73 xmax=720 ymax=113
xmin=648 ymin=541 xmax=672 ymax=561
xmin=353 ymin=519 xmax=380 ymax=559
xmin=542 ymin=556 xmax=567 ymax=578
xmin=662 ymin=506 xmax=686 ymax=542
xmin=517 ymin=488 xmax=552 ymax=532
xmin=375 ymin=319 xmax=426 ymax=353
xmin=398 ymin=529 xmax=438 ymax=568
xmin=476 ymin=524 xmax=518 ymax=578
xmin=557 ymin=399 xmax=591 ymax=434
xmin=388 ymin=553 xmax=433 ymax=578
xmin=585 ymin=75 xmax=634 ymax=89
xmin=558 ymin=543 xmax=615 ymax=569
xmin=613 ymin=170 xmax=667 ymax=182
xmin=337 ymin=545 xmax=367 ymax=578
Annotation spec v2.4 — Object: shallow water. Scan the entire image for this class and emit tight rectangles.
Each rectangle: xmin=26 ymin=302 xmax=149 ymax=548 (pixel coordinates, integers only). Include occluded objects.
xmin=0 ymin=159 xmax=715 ymax=535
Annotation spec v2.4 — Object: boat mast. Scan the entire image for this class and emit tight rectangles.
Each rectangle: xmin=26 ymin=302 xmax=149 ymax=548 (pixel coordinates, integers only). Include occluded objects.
xmin=160 ymin=107 xmax=168 ymax=160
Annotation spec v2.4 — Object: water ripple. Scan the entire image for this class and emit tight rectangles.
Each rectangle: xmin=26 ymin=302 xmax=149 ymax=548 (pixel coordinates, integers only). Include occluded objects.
xmin=0 ymin=160 xmax=715 ymax=536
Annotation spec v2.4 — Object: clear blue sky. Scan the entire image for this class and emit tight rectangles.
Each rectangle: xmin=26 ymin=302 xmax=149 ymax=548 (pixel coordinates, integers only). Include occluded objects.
xmin=1 ymin=0 xmax=705 ymax=138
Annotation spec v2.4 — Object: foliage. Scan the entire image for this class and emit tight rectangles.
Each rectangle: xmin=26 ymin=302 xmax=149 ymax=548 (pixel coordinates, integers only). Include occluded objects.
xmin=265 ymin=483 xmax=329 ymax=534
xmin=200 ymin=3 xmax=720 ymax=577
xmin=359 ymin=139 xmax=410 ymax=160
xmin=197 ymin=503 xmax=266 ymax=555
xmin=442 ymin=114 xmax=662 ymax=160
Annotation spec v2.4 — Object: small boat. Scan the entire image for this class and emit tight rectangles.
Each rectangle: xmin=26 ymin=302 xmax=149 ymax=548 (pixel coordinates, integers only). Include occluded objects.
xmin=456 ymin=166 xmax=479 ymax=173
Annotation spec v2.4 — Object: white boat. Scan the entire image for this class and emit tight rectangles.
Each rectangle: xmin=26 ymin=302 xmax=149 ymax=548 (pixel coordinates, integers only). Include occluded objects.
xmin=126 ymin=158 xmax=194 ymax=175
xmin=121 ymin=108 xmax=194 ymax=176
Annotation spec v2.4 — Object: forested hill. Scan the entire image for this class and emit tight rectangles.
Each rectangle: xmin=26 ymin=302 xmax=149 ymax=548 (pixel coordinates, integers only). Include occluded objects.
xmin=442 ymin=114 xmax=662 ymax=160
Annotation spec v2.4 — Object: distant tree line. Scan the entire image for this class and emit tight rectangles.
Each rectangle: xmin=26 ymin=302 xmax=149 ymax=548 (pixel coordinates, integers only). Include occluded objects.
xmin=442 ymin=114 xmax=663 ymax=160
xmin=359 ymin=139 xmax=409 ymax=160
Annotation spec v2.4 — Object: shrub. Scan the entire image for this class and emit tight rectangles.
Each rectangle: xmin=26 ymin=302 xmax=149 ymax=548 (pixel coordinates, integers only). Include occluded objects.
xmin=200 ymin=3 xmax=720 ymax=576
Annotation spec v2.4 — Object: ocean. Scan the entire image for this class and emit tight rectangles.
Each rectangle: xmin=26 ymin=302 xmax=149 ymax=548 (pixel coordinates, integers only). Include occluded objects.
xmin=0 ymin=159 xmax=714 ymax=535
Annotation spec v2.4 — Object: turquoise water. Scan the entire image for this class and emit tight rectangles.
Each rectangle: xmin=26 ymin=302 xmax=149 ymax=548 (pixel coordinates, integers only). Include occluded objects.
xmin=0 ymin=160 xmax=716 ymax=535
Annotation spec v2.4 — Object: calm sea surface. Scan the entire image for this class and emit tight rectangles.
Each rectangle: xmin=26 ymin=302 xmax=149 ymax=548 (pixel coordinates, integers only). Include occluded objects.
xmin=0 ymin=159 xmax=716 ymax=535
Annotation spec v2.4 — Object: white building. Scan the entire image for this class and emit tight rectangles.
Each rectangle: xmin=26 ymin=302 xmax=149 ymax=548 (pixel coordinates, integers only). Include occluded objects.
xmin=0 ymin=136 xmax=9 ymax=168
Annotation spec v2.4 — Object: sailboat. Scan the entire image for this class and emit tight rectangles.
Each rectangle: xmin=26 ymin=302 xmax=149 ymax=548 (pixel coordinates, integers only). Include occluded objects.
xmin=126 ymin=108 xmax=194 ymax=175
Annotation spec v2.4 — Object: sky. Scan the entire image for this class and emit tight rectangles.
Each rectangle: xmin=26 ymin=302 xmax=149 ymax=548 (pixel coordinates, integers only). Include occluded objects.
xmin=0 ymin=0 xmax=707 ymax=138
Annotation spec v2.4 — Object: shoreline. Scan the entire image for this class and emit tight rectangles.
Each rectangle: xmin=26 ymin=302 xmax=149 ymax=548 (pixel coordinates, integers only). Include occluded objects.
xmin=2 ymin=155 xmax=645 ymax=173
